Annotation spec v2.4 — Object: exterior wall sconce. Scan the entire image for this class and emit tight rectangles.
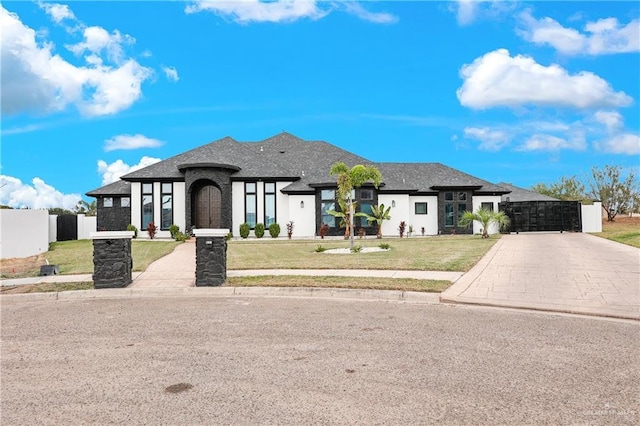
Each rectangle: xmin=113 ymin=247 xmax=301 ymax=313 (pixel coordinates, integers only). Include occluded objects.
xmin=392 ymin=200 xmax=396 ymax=207
xmin=300 ymin=200 xmax=304 ymax=208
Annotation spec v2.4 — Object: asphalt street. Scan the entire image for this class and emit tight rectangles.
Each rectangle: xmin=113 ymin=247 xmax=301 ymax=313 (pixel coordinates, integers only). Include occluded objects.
xmin=1 ymin=296 xmax=638 ymax=425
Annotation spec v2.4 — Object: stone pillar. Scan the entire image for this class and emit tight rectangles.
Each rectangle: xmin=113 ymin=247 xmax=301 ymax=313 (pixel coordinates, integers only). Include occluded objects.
xmin=193 ymin=229 xmax=229 ymax=287
xmin=90 ymin=231 xmax=135 ymax=289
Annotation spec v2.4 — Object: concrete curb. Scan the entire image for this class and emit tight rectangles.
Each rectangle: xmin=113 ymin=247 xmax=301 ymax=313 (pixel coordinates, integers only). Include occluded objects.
xmin=0 ymin=286 xmax=442 ymax=305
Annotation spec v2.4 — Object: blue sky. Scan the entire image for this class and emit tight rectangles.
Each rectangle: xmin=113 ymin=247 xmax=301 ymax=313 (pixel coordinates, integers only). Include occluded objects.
xmin=1 ymin=0 xmax=638 ymax=209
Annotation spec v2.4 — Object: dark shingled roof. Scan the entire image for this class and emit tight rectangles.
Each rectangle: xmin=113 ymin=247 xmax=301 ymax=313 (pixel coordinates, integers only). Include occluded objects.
xmin=86 ymin=180 xmax=131 ymax=196
xmin=497 ymin=182 xmax=559 ymax=202
xmin=88 ymin=132 xmax=511 ymax=195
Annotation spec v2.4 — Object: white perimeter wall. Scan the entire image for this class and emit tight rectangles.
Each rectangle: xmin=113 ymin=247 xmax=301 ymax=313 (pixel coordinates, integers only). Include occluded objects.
xmin=49 ymin=215 xmax=58 ymax=243
xmin=582 ymin=201 xmax=602 ymax=233
xmin=0 ymin=209 xmax=50 ymax=259
xmin=472 ymin=195 xmax=503 ymax=235
xmin=76 ymin=214 xmax=97 ymax=240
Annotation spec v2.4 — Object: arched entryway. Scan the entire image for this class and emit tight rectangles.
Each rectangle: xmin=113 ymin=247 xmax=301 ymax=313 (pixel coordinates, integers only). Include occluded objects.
xmin=194 ymin=184 xmax=222 ymax=228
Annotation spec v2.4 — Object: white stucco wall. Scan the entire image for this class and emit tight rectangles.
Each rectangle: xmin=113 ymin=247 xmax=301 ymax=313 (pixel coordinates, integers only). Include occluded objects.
xmin=173 ymin=182 xmax=186 ymax=232
xmin=287 ymin=195 xmax=316 ymax=237
xmin=130 ymin=182 xmax=141 ymax=231
xmin=379 ymin=194 xmax=410 ymax=237
xmin=472 ymin=195 xmax=503 ymax=235
xmin=581 ymin=201 xmax=602 ymax=233
xmin=232 ymin=181 xmax=245 ymax=236
xmin=0 ymin=209 xmax=50 ymax=259
xmin=408 ymin=195 xmax=439 ymax=235
xmin=49 ymin=215 xmax=58 ymax=243
xmin=77 ymin=214 xmax=97 ymax=240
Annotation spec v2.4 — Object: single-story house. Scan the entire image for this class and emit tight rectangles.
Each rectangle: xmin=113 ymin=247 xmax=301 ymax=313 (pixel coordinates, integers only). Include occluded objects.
xmin=87 ymin=132 xmax=512 ymax=238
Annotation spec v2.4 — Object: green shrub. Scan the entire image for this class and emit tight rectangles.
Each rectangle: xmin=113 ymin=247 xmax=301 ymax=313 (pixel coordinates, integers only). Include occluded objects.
xmin=351 ymin=244 xmax=363 ymax=253
xmin=169 ymin=224 xmax=180 ymax=239
xmin=126 ymin=224 xmax=138 ymax=239
xmin=226 ymin=232 xmax=233 ymax=241
xmin=174 ymin=231 xmax=189 ymax=242
xmin=269 ymin=223 xmax=281 ymax=238
xmin=314 ymin=245 xmax=327 ymax=253
xmin=254 ymin=223 xmax=265 ymax=238
xmin=239 ymin=223 xmax=251 ymax=239
xmin=378 ymin=243 xmax=391 ymax=250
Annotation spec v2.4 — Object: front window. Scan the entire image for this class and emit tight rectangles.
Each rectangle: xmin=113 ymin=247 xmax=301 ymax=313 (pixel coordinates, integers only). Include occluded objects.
xmin=121 ymin=197 xmax=130 ymax=207
xmin=321 ymin=189 xmax=336 ymax=227
xmin=161 ymin=183 xmax=173 ymax=230
xmin=481 ymin=202 xmax=494 ymax=212
xmin=264 ymin=182 xmax=276 ymax=226
xmin=445 ymin=203 xmax=454 ymax=226
xmin=103 ymin=197 xmax=113 ymax=208
xmin=245 ymin=182 xmax=257 ymax=228
xmin=457 ymin=203 xmax=468 ymax=222
xmin=415 ymin=202 xmax=427 ymax=215
xmin=142 ymin=183 xmax=153 ymax=230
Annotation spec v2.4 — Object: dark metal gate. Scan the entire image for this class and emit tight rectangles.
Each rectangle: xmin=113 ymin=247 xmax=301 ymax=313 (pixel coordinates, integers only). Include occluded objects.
xmin=57 ymin=214 xmax=78 ymax=241
xmin=499 ymin=201 xmax=581 ymax=233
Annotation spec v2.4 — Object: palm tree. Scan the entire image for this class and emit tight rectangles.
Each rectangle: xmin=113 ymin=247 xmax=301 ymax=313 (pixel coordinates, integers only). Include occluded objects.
xmin=327 ymin=199 xmax=359 ymax=239
xmin=458 ymin=208 xmax=510 ymax=238
xmin=361 ymin=203 xmax=392 ymax=239
xmin=329 ymin=162 xmax=382 ymax=249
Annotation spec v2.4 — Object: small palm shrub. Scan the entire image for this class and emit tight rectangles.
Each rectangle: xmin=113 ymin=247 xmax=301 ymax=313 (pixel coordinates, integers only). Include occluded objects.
xmin=254 ymin=223 xmax=265 ymax=238
xmin=378 ymin=243 xmax=391 ymax=250
xmin=127 ymin=224 xmax=138 ymax=239
xmin=239 ymin=223 xmax=250 ymax=239
xmin=314 ymin=245 xmax=327 ymax=253
xmin=269 ymin=223 xmax=281 ymax=238
xmin=351 ymin=244 xmax=363 ymax=253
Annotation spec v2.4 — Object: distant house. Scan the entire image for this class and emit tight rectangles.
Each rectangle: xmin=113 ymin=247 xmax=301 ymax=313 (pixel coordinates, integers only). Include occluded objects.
xmin=87 ymin=132 xmax=511 ymax=238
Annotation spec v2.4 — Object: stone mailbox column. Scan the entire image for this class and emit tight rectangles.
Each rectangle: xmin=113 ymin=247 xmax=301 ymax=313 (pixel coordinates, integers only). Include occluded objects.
xmin=90 ymin=231 xmax=135 ymax=289
xmin=193 ymin=229 xmax=229 ymax=287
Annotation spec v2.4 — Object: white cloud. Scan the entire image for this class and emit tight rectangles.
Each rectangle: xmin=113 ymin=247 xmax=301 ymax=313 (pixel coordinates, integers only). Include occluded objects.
xmin=0 ymin=5 xmax=153 ymax=117
xmin=0 ymin=175 xmax=81 ymax=210
xmin=38 ymin=1 xmax=76 ymax=24
xmin=451 ymin=0 xmax=515 ymax=26
xmin=454 ymin=0 xmax=477 ymax=26
xmin=457 ymin=49 xmax=632 ymax=110
xmin=518 ymin=133 xmax=587 ymax=152
xmin=162 ymin=66 xmax=179 ymax=82
xmin=593 ymin=110 xmax=623 ymax=133
xmin=104 ymin=134 xmax=165 ymax=152
xmin=66 ymin=26 xmax=135 ymax=63
xmin=595 ymin=133 xmax=640 ymax=155
xmin=519 ymin=10 xmax=640 ymax=55
xmin=185 ymin=0 xmax=328 ymax=23
xmin=97 ymin=156 xmax=161 ymax=185
xmin=463 ymin=127 xmax=511 ymax=151
xmin=340 ymin=2 xmax=398 ymax=24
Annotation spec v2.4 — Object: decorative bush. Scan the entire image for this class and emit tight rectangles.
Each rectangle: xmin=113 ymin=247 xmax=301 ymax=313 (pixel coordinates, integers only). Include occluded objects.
xmin=226 ymin=232 xmax=233 ymax=241
xmin=357 ymin=228 xmax=366 ymax=239
xmin=398 ymin=221 xmax=406 ymax=238
xmin=254 ymin=223 xmax=265 ymax=238
xmin=127 ymin=224 xmax=138 ymax=239
xmin=286 ymin=221 xmax=294 ymax=239
xmin=169 ymin=224 xmax=180 ymax=239
xmin=269 ymin=223 xmax=281 ymax=238
xmin=379 ymin=243 xmax=391 ymax=250
xmin=239 ymin=223 xmax=250 ymax=239
xmin=351 ymin=244 xmax=363 ymax=253
xmin=147 ymin=222 xmax=158 ymax=239
xmin=314 ymin=245 xmax=327 ymax=253
xmin=318 ymin=223 xmax=330 ymax=239
xmin=421 ymin=227 xmax=425 ymax=236
xmin=174 ymin=231 xmax=189 ymax=242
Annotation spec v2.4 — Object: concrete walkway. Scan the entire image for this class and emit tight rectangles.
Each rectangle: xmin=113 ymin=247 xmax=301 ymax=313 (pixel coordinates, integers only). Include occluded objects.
xmin=441 ymin=233 xmax=640 ymax=320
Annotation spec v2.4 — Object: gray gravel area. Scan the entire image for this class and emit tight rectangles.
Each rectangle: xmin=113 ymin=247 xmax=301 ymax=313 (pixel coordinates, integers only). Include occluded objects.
xmin=1 ymin=296 xmax=638 ymax=425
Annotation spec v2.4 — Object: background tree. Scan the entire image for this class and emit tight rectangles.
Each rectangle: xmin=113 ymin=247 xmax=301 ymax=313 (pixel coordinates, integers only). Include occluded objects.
xmin=587 ymin=165 xmax=640 ymax=221
xmin=330 ymin=162 xmax=382 ymax=249
xmin=75 ymin=200 xmax=97 ymax=216
xmin=458 ymin=208 xmax=510 ymax=238
xmin=48 ymin=207 xmax=75 ymax=215
xmin=361 ymin=203 xmax=392 ymax=239
xmin=530 ymin=176 xmax=586 ymax=201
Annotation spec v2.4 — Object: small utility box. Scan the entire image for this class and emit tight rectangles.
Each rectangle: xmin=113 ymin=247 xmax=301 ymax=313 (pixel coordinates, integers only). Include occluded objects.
xmin=39 ymin=265 xmax=59 ymax=276
xmin=193 ymin=229 xmax=229 ymax=287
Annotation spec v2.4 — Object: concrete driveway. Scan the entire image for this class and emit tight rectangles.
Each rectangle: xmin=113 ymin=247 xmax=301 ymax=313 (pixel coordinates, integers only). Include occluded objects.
xmin=441 ymin=233 xmax=640 ymax=320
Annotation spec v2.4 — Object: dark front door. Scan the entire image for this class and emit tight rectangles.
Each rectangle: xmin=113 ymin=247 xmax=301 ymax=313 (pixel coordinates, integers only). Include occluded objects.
xmin=195 ymin=185 xmax=221 ymax=228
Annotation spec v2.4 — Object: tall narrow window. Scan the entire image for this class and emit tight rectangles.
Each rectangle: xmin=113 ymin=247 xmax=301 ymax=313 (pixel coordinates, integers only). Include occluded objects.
xmin=142 ymin=183 xmax=153 ymax=230
xmin=245 ymin=182 xmax=257 ymax=228
xmin=321 ymin=189 xmax=336 ymax=227
xmin=445 ymin=203 xmax=454 ymax=227
xmin=264 ymin=182 xmax=276 ymax=226
xmin=161 ymin=183 xmax=173 ymax=230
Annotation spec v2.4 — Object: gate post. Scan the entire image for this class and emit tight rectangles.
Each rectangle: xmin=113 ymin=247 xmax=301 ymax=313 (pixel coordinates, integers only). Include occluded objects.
xmin=90 ymin=231 xmax=134 ymax=288
xmin=193 ymin=229 xmax=229 ymax=287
